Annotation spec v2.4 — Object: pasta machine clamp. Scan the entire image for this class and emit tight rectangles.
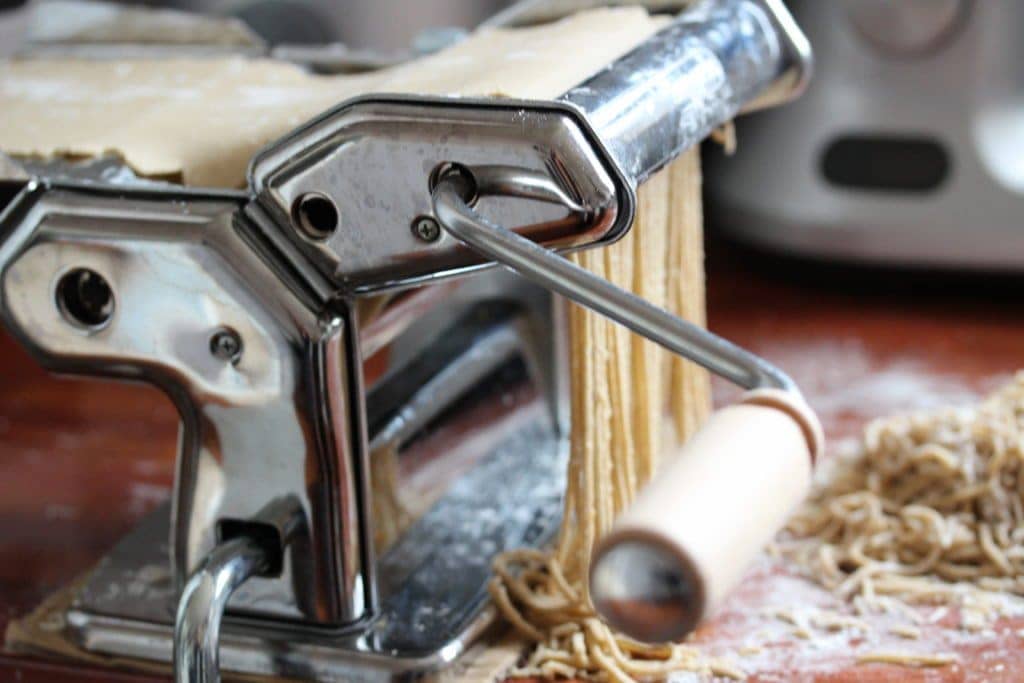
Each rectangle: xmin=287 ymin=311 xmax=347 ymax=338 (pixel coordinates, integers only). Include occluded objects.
xmin=0 ymin=0 xmax=816 ymax=680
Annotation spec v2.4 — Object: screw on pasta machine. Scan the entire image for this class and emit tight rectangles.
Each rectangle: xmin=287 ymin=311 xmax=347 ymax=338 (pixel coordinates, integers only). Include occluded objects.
xmin=411 ymin=215 xmax=442 ymax=242
xmin=209 ymin=328 xmax=243 ymax=365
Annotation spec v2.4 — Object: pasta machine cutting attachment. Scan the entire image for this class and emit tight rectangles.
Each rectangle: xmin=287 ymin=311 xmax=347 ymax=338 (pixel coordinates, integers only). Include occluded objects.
xmin=0 ymin=0 xmax=817 ymax=680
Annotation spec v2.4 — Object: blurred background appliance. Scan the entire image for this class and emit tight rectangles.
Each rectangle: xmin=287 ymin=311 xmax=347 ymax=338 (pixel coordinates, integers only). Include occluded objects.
xmin=6 ymin=0 xmax=698 ymax=49
xmin=0 ymin=0 xmax=30 ymax=56
xmin=0 ymin=0 xmax=511 ymax=64
xmin=706 ymin=0 xmax=1024 ymax=270
xmin=184 ymin=0 xmax=506 ymax=50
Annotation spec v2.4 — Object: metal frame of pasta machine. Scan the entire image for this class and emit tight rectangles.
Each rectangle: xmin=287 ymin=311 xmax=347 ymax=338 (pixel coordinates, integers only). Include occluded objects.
xmin=0 ymin=0 xmax=814 ymax=680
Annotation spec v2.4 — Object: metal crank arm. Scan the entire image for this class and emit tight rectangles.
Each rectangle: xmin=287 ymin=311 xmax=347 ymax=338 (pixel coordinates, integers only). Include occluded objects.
xmin=432 ymin=165 xmax=794 ymax=393
xmin=430 ymin=159 xmax=824 ymax=647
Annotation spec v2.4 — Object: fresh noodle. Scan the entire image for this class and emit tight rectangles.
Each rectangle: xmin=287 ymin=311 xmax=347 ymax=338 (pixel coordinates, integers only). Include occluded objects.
xmin=778 ymin=373 xmax=1024 ymax=668
xmin=856 ymin=651 xmax=956 ymax=667
xmin=489 ymin=151 xmax=719 ymax=681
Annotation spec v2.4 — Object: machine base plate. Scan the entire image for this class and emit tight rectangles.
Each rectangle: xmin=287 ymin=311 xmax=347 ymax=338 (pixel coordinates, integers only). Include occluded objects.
xmin=66 ymin=417 xmax=565 ymax=681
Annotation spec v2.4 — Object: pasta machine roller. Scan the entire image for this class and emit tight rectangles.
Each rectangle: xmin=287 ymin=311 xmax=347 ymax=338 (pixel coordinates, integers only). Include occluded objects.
xmin=0 ymin=0 xmax=820 ymax=680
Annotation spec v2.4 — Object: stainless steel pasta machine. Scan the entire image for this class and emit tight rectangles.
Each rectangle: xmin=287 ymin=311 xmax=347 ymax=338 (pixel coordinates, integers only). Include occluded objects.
xmin=0 ymin=1 xmax=821 ymax=680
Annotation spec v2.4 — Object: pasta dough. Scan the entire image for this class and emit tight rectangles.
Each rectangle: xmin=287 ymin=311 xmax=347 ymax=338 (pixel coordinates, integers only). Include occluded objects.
xmin=0 ymin=8 xmax=667 ymax=187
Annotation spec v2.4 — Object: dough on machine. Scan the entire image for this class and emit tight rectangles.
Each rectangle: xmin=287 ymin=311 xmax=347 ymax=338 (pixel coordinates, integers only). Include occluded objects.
xmin=0 ymin=8 xmax=666 ymax=188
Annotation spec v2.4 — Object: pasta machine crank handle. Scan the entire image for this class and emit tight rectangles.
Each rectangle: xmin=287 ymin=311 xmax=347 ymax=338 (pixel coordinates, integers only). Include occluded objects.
xmin=432 ymin=165 xmax=794 ymax=395
xmin=432 ymin=165 xmax=824 ymax=643
xmin=425 ymin=0 xmax=818 ymax=643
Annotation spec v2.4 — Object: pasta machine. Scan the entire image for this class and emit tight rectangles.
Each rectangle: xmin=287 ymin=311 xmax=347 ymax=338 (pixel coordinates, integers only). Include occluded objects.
xmin=0 ymin=0 xmax=822 ymax=680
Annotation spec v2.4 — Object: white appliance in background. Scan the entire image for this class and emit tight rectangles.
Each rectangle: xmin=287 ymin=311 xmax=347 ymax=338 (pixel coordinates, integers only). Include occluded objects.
xmin=11 ymin=0 xmax=512 ymax=71
xmin=706 ymin=0 xmax=1024 ymax=270
xmin=175 ymin=0 xmax=507 ymax=50
xmin=0 ymin=0 xmax=30 ymax=55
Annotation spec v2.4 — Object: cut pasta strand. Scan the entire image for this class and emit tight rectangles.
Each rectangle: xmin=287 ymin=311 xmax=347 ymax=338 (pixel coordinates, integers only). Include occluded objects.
xmin=489 ymin=151 xmax=715 ymax=682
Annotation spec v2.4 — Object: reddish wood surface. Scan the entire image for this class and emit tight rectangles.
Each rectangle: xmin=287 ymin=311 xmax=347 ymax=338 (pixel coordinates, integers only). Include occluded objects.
xmin=1 ymin=237 xmax=1022 ymax=681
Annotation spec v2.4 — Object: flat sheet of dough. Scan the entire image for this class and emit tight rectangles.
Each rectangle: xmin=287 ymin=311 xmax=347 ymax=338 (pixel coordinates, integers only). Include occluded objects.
xmin=0 ymin=8 xmax=665 ymax=188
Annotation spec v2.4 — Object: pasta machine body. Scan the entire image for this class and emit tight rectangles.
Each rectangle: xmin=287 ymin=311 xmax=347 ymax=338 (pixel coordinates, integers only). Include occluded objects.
xmin=0 ymin=0 xmax=818 ymax=680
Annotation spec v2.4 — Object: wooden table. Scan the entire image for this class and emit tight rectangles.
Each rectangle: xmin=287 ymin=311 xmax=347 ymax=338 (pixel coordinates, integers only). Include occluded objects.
xmin=1 ymin=235 xmax=1021 ymax=681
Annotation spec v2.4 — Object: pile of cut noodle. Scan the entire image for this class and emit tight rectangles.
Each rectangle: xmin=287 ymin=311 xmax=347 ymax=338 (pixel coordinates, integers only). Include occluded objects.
xmin=782 ymin=372 xmax=1024 ymax=633
xmin=496 ymin=363 xmax=1024 ymax=680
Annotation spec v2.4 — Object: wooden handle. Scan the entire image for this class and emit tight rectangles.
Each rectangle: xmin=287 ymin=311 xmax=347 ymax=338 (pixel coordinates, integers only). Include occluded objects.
xmin=589 ymin=390 xmax=822 ymax=643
